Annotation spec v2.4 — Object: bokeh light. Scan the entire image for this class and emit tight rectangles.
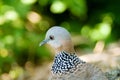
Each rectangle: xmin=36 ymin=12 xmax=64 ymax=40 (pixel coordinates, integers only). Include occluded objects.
xmin=21 ymin=0 xmax=37 ymax=5
xmin=0 ymin=48 xmax=8 ymax=58
xmin=90 ymin=22 xmax=111 ymax=41
xmin=27 ymin=11 xmax=42 ymax=24
xmin=50 ymin=1 xmax=67 ymax=14
xmin=4 ymin=10 xmax=18 ymax=21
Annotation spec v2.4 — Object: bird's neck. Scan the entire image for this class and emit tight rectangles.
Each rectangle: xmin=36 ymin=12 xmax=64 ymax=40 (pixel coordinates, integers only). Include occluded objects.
xmin=52 ymin=51 xmax=86 ymax=75
xmin=55 ymin=40 xmax=75 ymax=54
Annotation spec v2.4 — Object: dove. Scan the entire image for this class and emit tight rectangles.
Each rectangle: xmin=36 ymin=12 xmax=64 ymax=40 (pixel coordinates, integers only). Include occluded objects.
xmin=40 ymin=26 xmax=108 ymax=80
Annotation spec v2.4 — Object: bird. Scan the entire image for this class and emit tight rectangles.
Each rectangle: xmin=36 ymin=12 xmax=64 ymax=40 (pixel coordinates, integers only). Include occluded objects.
xmin=105 ymin=69 xmax=120 ymax=80
xmin=39 ymin=26 xmax=119 ymax=80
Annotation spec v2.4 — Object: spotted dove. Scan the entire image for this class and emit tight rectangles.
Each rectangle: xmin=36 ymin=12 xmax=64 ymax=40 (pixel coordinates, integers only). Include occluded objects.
xmin=40 ymin=26 xmax=119 ymax=80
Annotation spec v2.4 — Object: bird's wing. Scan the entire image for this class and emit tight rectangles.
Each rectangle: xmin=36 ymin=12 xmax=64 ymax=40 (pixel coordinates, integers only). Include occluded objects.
xmin=49 ymin=63 xmax=108 ymax=80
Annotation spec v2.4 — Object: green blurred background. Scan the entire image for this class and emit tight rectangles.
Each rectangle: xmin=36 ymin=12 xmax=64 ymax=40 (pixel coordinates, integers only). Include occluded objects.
xmin=0 ymin=0 xmax=120 ymax=79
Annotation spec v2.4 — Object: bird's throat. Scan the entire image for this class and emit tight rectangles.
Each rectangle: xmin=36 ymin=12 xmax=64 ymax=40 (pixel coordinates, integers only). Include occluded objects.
xmin=55 ymin=40 xmax=75 ymax=54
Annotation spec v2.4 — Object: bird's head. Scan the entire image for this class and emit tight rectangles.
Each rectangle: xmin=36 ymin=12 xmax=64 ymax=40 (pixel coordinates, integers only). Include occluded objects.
xmin=40 ymin=26 xmax=75 ymax=53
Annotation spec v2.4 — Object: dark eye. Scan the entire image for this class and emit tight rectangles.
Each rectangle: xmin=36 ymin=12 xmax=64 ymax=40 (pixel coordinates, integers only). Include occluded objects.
xmin=49 ymin=35 xmax=54 ymax=40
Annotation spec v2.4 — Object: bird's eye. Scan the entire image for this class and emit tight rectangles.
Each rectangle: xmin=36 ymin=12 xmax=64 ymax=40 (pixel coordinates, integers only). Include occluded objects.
xmin=49 ymin=35 xmax=54 ymax=40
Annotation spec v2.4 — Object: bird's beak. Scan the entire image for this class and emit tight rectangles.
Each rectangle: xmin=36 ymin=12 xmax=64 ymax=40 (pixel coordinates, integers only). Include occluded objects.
xmin=39 ymin=39 xmax=50 ymax=46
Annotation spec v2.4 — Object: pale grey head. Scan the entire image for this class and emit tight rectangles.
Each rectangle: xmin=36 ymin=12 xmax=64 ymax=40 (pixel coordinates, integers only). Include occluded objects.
xmin=40 ymin=26 xmax=75 ymax=53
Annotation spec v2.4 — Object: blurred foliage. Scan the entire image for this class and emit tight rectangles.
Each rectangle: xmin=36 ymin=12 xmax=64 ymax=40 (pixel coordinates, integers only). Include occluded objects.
xmin=0 ymin=0 xmax=120 ymax=79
